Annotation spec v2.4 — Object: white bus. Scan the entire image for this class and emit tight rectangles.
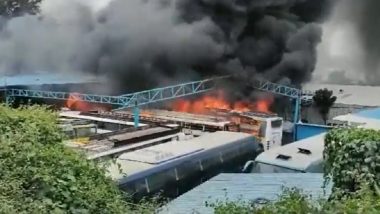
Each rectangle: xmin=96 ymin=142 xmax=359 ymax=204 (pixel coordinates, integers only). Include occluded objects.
xmin=243 ymin=133 xmax=325 ymax=173
xmin=237 ymin=112 xmax=283 ymax=151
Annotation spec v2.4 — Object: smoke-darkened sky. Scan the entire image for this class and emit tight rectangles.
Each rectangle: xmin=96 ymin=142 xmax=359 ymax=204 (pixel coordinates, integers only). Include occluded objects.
xmin=315 ymin=0 xmax=380 ymax=86
xmin=0 ymin=0 xmax=330 ymax=97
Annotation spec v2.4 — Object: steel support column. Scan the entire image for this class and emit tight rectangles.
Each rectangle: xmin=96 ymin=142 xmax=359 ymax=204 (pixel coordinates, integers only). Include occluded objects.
xmin=133 ymin=103 xmax=139 ymax=128
xmin=293 ymin=97 xmax=301 ymax=141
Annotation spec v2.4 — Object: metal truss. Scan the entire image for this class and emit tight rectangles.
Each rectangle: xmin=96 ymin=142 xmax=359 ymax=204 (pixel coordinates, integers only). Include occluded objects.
xmin=5 ymin=77 xmax=223 ymax=108
xmin=253 ymin=80 xmax=301 ymax=98
xmin=4 ymin=76 xmax=302 ymax=139
xmin=6 ymin=89 xmax=129 ymax=106
xmin=116 ymin=77 xmax=222 ymax=110
xmin=251 ymin=80 xmax=302 ymax=140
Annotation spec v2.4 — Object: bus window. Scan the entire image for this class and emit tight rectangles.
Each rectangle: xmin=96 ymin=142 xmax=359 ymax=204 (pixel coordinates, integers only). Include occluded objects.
xmin=259 ymin=122 xmax=267 ymax=137
xmin=271 ymin=120 xmax=282 ymax=128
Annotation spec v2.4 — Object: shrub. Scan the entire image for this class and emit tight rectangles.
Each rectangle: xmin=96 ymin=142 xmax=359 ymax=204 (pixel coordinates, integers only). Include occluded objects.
xmin=210 ymin=188 xmax=322 ymax=214
xmin=0 ymin=105 xmax=136 ymax=213
xmin=324 ymin=128 xmax=380 ymax=198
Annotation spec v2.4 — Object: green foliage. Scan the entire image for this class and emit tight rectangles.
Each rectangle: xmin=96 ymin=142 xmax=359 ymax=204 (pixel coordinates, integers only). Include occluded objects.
xmin=313 ymin=88 xmax=337 ymax=124
xmin=211 ymin=187 xmax=380 ymax=214
xmin=208 ymin=199 xmax=254 ymax=214
xmin=210 ymin=188 xmax=323 ymax=214
xmin=0 ymin=105 xmax=158 ymax=213
xmin=254 ymin=188 xmax=320 ymax=214
xmin=0 ymin=0 xmax=41 ymax=17
xmin=324 ymin=128 xmax=380 ymax=198
xmin=323 ymin=186 xmax=380 ymax=213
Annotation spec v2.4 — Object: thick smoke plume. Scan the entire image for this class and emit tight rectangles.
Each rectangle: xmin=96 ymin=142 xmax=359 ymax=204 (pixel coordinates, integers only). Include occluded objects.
xmin=315 ymin=0 xmax=380 ymax=85
xmin=353 ymin=0 xmax=380 ymax=85
xmin=0 ymin=0 xmax=328 ymax=98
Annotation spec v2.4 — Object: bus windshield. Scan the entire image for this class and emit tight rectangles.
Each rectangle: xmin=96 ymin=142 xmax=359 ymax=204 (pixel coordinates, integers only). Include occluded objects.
xmin=271 ymin=120 xmax=282 ymax=128
xmin=251 ymin=162 xmax=303 ymax=173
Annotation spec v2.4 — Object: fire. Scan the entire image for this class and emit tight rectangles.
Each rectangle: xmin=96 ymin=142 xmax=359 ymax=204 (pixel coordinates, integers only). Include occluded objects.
xmin=65 ymin=93 xmax=110 ymax=112
xmin=172 ymin=91 xmax=229 ymax=114
xmin=171 ymin=91 xmax=273 ymax=114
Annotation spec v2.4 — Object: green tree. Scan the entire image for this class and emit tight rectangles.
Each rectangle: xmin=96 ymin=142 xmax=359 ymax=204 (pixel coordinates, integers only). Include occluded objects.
xmin=312 ymin=88 xmax=337 ymax=124
xmin=324 ymin=128 xmax=380 ymax=199
xmin=0 ymin=105 xmax=157 ymax=213
xmin=0 ymin=0 xmax=41 ymax=17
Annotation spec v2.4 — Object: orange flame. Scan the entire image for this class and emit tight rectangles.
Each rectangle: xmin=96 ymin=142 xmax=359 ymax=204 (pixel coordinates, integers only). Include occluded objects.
xmin=171 ymin=90 xmax=273 ymax=114
xmin=65 ymin=93 xmax=110 ymax=112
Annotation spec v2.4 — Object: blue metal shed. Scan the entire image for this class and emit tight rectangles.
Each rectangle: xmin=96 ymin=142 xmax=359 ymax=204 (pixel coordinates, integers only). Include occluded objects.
xmin=355 ymin=108 xmax=380 ymax=120
xmin=295 ymin=123 xmax=332 ymax=141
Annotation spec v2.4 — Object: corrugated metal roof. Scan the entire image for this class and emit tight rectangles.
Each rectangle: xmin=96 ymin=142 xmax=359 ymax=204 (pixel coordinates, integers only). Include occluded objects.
xmin=59 ymin=111 xmax=148 ymax=127
xmin=108 ymin=127 xmax=171 ymax=142
xmin=303 ymin=83 xmax=380 ymax=107
xmin=0 ymin=73 xmax=100 ymax=86
xmin=161 ymin=173 xmax=331 ymax=214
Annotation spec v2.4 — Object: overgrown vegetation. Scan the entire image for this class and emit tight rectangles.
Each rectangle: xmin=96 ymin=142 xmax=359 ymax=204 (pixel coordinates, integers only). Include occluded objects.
xmin=324 ymin=128 xmax=380 ymax=199
xmin=213 ymin=127 xmax=380 ymax=213
xmin=0 ymin=105 xmax=156 ymax=213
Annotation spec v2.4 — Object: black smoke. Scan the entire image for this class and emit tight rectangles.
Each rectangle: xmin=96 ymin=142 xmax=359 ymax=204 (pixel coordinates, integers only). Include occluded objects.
xmin=353 ymin=0 xmax=380 ymax=85
xmin=317 ymin=0 xmax=380 ymax=86
xmin=0 ymin=0 xmax=329 ymax=98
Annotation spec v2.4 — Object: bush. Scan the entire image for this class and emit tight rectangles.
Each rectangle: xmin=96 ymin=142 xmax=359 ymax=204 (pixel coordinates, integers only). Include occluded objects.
xmin=0 ymin=105 xmax=154 ymax=213
xmin=324 ymin=128 xmax=380 ymax=198
xmin=212 ymin=187 xmax=380 ymax=214
xmin=210 ymin=188 xmax=322 ymax=214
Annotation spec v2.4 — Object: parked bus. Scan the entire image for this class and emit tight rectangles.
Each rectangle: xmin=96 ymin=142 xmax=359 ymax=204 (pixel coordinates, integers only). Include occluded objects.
xmin=243 ymin=133 xmax=325 ymax=173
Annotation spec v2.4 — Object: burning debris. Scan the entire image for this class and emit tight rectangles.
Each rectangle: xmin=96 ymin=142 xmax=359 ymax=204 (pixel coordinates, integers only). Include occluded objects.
xmin=0 ymin=0 xmax=330 ymax=102
xmin=66 ymin=93 xmax=110 ymax=112
xmin=171 ymin=90 xmax=274 ymax=114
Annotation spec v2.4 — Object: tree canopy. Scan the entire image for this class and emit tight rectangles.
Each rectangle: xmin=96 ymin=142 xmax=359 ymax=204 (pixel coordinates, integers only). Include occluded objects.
xmin=313 ymin=88 xmax=337 ymax=124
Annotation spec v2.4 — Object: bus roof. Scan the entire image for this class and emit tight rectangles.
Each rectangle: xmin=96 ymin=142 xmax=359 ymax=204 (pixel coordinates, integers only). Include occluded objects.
xmin=106 ymin=131 xmax=257 ymax=183
xmin=255 ymin=133 xmax=325 ymax=171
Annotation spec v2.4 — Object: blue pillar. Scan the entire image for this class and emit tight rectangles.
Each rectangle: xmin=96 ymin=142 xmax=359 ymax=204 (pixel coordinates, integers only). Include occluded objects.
xmin=5 ymin=95 xmax=12 ymax=106
xmin=133 ymin=104 xmax=140 ymax=128
xmin=293 ymin=97 xmax=300 ymax=141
